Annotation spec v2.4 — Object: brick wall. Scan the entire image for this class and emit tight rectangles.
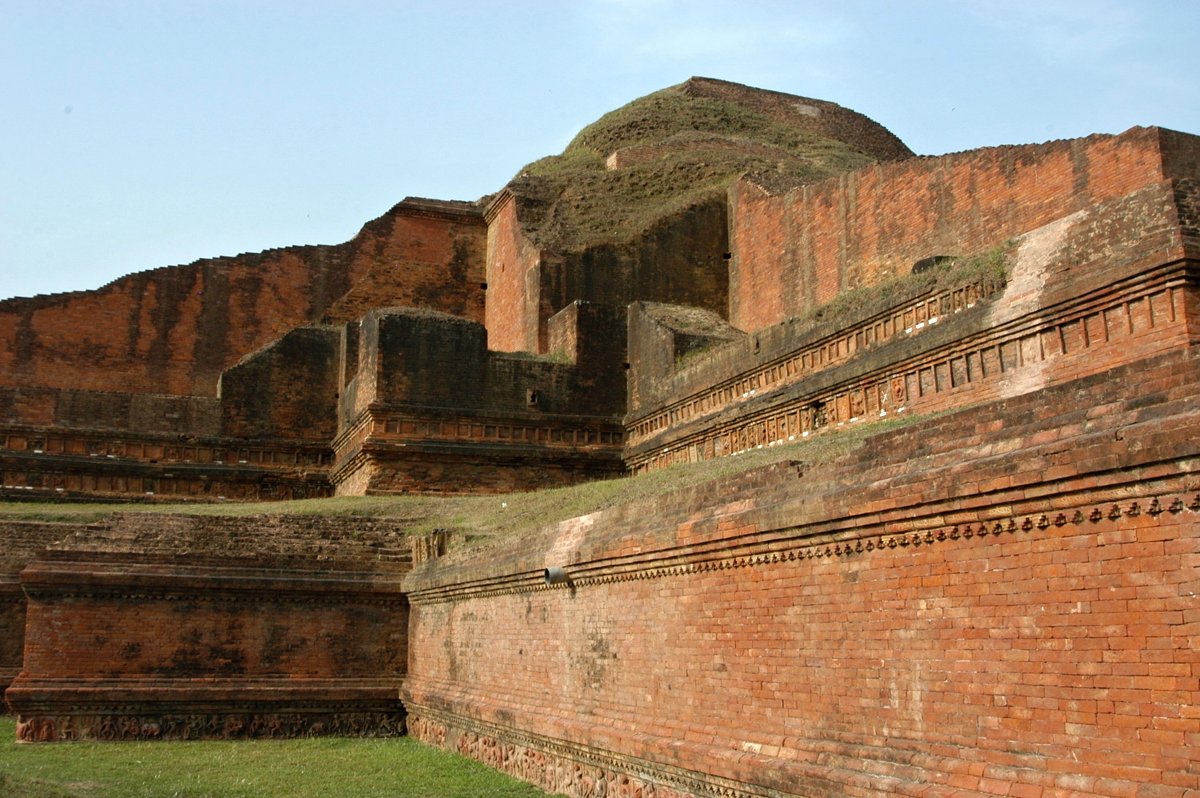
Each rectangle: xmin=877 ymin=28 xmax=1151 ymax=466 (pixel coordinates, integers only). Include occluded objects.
xmin=218 ymin=325 xmax=341 ymax=441
xmin=0 ymin=198 xmax=485 ymax=398
xmin=485 ymin=192 xmax=544 ymax=353
xmin=0 ymin=521 xmax=71 ymax=693
xmin=403 ymin=347 xmax=1200 ymax=798
xmin=332 ymin=307 xmax=626 ymax=495
xmin=628 ymin=129 xmax=1199 ymax=474
xmin=486 ymin=192 xmax=730 ymax=354
xmin=729 ymin=127 xmax=1197 ymax=332
xmin=5 ymin=514 xmax=412 ymax=741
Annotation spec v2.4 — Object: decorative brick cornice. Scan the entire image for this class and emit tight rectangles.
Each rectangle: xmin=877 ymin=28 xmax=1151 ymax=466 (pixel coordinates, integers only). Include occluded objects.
xmin=406 ymin=467 xmax=1199 ymax=606
xmin=627 ymin=260 xmax=1194 ymax=473
xmin=19 ymin=561 xmax=407 ymax=606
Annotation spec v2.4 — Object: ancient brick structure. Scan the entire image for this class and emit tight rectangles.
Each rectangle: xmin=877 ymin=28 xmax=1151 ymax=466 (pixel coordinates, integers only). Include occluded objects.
xmin=5 ymin=514 xmax=410 ymax=741
xmin=0 ymin=197 xmax=486 ymax=502
xmin=332 ymin=303 xmax=628 ymax=494
xmin=2 ymin=79 xmax=1199 ymax=795
xmin=404 ymin=347 xmax=1200 ymax=797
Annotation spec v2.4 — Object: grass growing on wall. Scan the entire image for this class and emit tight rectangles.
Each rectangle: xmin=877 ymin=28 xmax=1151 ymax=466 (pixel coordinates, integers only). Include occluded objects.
xmin=0 ymin=717 xmax=559 ymax=798
xmin=0 ymin=409 xmax=926 ymax=543
xmin=508 ymin=83 xmax=879 ymax=252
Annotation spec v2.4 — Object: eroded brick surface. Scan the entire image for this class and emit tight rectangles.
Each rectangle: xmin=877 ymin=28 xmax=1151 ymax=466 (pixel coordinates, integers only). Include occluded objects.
xmin=404 ymin=349 xmax=1200 ymax=798
xmin=6 ymin=514 xmax=412 ymax=740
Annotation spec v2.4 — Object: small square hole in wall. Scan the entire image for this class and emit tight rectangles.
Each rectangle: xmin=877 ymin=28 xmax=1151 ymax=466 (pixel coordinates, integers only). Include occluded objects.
xmin=526 ymin=389 xmax=540 ymax=408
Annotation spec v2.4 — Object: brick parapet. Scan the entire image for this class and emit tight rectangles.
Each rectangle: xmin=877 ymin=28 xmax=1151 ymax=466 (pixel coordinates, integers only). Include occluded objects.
xmin=728 ymin=126 xmax=1195 ymax=333
xmin=626 ymin=274 xmax=1004 ymax=442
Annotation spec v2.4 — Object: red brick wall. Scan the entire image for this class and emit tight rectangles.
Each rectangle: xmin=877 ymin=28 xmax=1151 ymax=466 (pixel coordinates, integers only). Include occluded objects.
xmin=729 ymin=127 xmax=1193 ymax=332
xmin=324 ymin=201 xmax=487 ymax=326
xmin=0 ymin=522 xmax=81 ymax=692
xmin=332 ymin=307 xmax=626 ymax=495
xmin=0 ymin=199 xmax=485 ymax=398
xmin=629 ymin=135 xmax=1198 ymax=473
xmin=15 ymin=562 xmax=406 ymax=681
xmin=485 ymin=193 xmax=544 ymax=353
xmin=6 ymin=513 xmax=412 ymax=740
xmin=403 ymin=347 xmax=1200 ymax=798
xmin=486 ymin=192 xmax=730 ymax=355
xmin=218 ymin=325 xmax=341 ymax=441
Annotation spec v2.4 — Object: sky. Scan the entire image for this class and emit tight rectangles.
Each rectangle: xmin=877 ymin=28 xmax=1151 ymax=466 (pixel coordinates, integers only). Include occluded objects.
xmin=3 ymin=0 xmax=1198 ymax=301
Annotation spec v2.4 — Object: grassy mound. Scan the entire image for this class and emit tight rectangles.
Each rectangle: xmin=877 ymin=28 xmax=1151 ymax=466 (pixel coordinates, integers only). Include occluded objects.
xmin=506 ymin=77 xmax=912 ymax=253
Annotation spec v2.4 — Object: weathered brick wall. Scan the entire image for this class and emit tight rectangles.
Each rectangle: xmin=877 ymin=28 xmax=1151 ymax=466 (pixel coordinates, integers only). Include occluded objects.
xmin=0 ymin=387 xmax=221 ymax=432
xmin=0 ymin=198 xmax=485 ymax=397
xmin=5 ymin=514 xmax=412 ymax=741
xmin=729 ymin=127 xmax=1196 ymax=332
xmin=0 ymin=521 xmax=72 ymax=693
xmin=628 ymin=131 xmax=1199 ymax=473
xmin=485 ymin=192 xmax=545 ymax=353
xmin=404 ymin=347 xmax=1200 ymax=798
xmin=545 ymin=302 xmax=629 ymax=414
xmin=333 ymin=307 xmax=626 ymax=495
xmin=1 ymin=423 xmax=332 ymax=502
xmin=218 ymin=325 xmax=341 ymax=441
xmin=322 ymin=198 xmax=487 ymax=326
xmin=625 ymin=303 xmax=747 ymax=419
xmin=486 ymin=193 xmax=729 ymax=354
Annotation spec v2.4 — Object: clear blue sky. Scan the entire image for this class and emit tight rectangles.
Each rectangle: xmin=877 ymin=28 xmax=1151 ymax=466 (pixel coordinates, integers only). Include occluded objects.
xmin=3 ymin=0 xmax=1198 ymax=300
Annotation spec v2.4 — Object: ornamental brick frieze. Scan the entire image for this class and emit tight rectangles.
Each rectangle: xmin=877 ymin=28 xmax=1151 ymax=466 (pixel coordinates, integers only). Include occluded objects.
xmin=0 ymin=427 xmax=331 ymax=468
xmin=17 ymin=561 xmax=406 ymax=606
xmin=14 ymin=708 xmax=406 ymax=742
xmin=626 ymin=273 xmax=1005 ymax=447
xmin=337 ymin=408 xmax=624 ymax=454
xmin=18 ymin=584 xmax=408 ymax=606
xmin=407 ymin=483 xmax=1200 ymax=606
xmin=627 ymin=265 xmax=1193 ymax=474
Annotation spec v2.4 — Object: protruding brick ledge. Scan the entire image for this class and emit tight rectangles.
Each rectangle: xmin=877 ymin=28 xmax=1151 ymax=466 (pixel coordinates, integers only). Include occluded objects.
xmin=11 ymin=678 xmax=406 ymax=742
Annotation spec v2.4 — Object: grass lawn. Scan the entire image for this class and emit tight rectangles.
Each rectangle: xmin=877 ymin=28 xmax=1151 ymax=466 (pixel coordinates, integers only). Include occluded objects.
xmin=0 ymin=717 xmax=559 ymax=798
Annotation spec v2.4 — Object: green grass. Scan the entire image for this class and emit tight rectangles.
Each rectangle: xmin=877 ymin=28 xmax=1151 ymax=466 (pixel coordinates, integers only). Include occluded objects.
xmin=0 ymin=717 xmax=559 ymax=798
xmin=795 ymin=240 xmax=1014 ymax=334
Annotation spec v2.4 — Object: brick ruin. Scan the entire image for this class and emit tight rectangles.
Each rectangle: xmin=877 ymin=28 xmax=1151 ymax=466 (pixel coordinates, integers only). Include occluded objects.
xmin=2 ymin=78 xmax=1199 ymax=796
